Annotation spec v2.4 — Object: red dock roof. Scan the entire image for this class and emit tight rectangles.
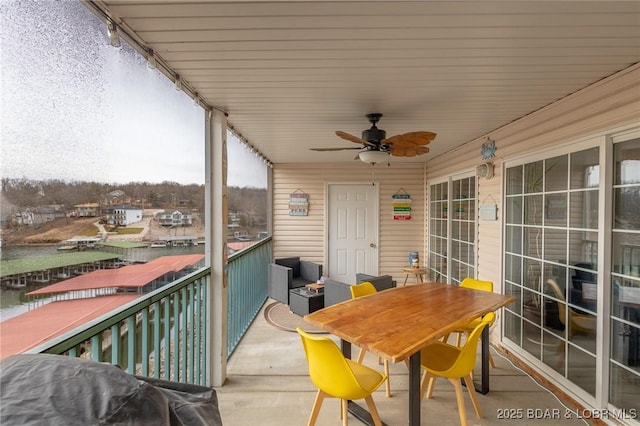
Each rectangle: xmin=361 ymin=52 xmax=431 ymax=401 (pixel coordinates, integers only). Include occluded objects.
xmin=0 ymin=295 xmax=139 ymax=360
xmin=27 ymin=254 xmax=204 ymax=296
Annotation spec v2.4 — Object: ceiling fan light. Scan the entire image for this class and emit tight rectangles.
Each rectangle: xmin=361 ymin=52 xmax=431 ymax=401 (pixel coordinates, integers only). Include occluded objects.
xmin=359 ymin=150 xmax=389 ymax=165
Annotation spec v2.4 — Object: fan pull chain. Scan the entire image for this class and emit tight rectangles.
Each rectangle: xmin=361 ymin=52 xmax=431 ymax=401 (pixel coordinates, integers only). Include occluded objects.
xmin=371 ymin=165 xmax=375 ymax=185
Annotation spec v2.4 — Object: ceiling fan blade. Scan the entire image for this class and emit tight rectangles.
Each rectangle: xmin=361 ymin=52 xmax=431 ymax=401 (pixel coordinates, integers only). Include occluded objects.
xmin=335 ymin=131 xmax=377 ymax=147
xmin=310 ymin=147 xmax=363 ymax=152
xmin=391 ymin=145 xmax=430 ymax=157
xmin=382 ymin=131 xmax=436 ymax=147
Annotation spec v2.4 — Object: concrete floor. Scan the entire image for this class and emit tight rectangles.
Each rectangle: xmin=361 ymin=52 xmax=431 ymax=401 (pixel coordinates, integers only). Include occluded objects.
xmin=214 ymin=300 xmax=594 ymax=426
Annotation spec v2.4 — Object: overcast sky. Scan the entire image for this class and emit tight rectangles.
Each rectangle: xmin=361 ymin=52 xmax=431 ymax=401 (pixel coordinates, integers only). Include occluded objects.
xmin=0 ymin=0 xmax=266 ymax=188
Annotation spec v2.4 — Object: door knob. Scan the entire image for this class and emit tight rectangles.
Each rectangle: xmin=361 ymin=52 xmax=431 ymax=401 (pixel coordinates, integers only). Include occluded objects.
xmin=370 ymin=243 xmax=376 ymax=248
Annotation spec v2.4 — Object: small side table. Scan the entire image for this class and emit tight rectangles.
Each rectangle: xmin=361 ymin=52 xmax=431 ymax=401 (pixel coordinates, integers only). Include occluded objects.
xmin=402 ymin=267 xmax=427 ymax=285
xmin=289 ymin=287 xmax=325 ymax=316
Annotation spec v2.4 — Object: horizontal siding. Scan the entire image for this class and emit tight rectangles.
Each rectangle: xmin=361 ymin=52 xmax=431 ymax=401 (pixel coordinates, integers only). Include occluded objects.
xmin=426 ymin=63 xmax=640 ymax=285
xmin=273 ymin=162 xmax=425 ymax=284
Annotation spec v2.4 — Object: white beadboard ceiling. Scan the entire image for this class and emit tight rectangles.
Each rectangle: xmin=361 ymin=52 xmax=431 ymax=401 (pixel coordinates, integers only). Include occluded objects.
xmin=89 ymin=1 xmax=640 ymax=164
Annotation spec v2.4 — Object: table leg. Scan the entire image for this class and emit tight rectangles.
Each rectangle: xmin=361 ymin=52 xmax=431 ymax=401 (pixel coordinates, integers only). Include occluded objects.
xmin=341 ymin=339 xmax=391 ymax=426
xmin=403 ymin=274 xmax=409 ymax=286
xmin=478 ymin=325 xmax=490 ymax=394
xmin=408 ymin=352 xmax=422 ymax=425
xmin=463 ymin=325 xmax=490 ymax=395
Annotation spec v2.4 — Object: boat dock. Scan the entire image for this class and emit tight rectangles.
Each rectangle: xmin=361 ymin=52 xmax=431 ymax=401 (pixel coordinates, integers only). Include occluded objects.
xmin=1 ymin=254 xmax=205 ymax=359
xmin=0 ymin=251 xmax=122 ymax=289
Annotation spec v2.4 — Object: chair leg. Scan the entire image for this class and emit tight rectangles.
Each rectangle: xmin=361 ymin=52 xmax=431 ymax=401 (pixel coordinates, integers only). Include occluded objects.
xmin=426 ymin=375 xmax=436 ymax=399
xmin=363 ymin=395 xmax=383 ymax=426
xmin=341 ymin=399 xmax=348 ymax=426
xmin=448 ymin=378 xmax=468 ymax=426
xmin=356 ymin=347 xmax=366 ymax=363
xmin=463 ymin=374 xmax=483 ymax=419
xmin=308 ymin=389 xmax=326 ymax=426
xmin=383 ymin=360 xmax=391 ymax=397
xmin=420 ymin=371 xmax=434 ymax=400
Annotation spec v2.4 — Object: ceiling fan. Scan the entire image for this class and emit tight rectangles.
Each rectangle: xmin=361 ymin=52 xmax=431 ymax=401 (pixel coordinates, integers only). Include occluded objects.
xmin=311 ymin=113 xmax=436 ymax=164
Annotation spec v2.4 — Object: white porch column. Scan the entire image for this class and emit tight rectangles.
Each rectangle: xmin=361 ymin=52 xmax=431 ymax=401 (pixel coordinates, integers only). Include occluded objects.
xmin=205 ymin=109 xmax=228 ymax=386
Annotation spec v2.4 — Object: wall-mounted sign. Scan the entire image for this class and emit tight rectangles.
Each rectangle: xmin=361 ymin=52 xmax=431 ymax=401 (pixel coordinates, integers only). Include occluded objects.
xmin=392 ymin=189 xmax=412 ymax=221
xmin=289 ymin=190 xmax=309 ymax=216
xmin=479 ymin=204 xmax=498 ymax=221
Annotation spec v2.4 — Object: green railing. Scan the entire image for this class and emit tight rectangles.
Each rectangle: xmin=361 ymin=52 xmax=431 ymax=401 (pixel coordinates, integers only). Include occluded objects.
xmin=27 ymin=268 xmax=210 ymax=385
xmin=226 ymin=238 xmax=271 ymax=357
xmin=26 ymin=239 xmax=272 ymax=385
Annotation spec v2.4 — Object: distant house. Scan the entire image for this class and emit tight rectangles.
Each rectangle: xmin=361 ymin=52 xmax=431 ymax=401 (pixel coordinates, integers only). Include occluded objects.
xmin=157 ymin=210 xmax=193 ymax=227
xmin=12 ymin=205 xmax=66 ymax=226
xmin=105 ymin=190 xmax=132 ymax=206
xmin=104 ymin=205 xmax=142 ymax=226
xmin=74 ymin=203 xmax=100 ymax=217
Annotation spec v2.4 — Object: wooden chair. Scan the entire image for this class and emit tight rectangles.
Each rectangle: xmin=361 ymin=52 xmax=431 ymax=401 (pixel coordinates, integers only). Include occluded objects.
xmin=349 ymin=282 xmax=392 ymax=397
xmin=420 ymin=313 xmax=495 ymax=426
xmin=296 ymin=328 xmax=387 ymax=426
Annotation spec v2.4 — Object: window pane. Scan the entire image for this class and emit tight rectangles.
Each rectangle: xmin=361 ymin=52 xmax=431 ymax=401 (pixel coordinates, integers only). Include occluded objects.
xmin=506 ymin=165 xmax=523 ymax=195
xmin=614 ymin=187 xmax=640 ymax=230
xmin=545 ymin=193 xmax=567 ymax=227
xmin=568 ymin=347 xmax=596 ymax=397
xmin=570 ymin=190 xmax=598 ymax=229
xmin=505 ymin=225 xmax=522 ymax=254
xmin=524 ymin=227 xmax=543 ymax=259
xmin=612 ymin=233 xmax=640 ymax=276
xmin=614 ymin=138 xmax=640 ymax=185
xmin=505 ymin=253 xmax=522 ymax=285
xmin=545 ymin=155 xmax=568 ymax=192
xmin=544 ymin=228 xmax=567 ymax=263
xmin=571 ymin=147 xmax=600 ymax=189
xmin=524 ymin=194 xmax=543 ymax=225
xmin=609 ymin=361 xmax=640 ymax=413
xmin=506 ymin=196 xmax=523 ymax=224
xmin=524 ymin=161 xmax=544 ymax=193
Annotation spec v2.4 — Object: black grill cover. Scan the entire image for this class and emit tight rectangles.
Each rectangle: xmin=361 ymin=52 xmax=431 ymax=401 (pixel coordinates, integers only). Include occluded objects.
xmin=0 ymin=354 xmax=222 ymax=426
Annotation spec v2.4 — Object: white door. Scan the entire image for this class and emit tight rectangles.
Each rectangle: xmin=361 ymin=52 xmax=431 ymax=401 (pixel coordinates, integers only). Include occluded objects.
xmin=327 ymin=183 xmax=378 ymax=283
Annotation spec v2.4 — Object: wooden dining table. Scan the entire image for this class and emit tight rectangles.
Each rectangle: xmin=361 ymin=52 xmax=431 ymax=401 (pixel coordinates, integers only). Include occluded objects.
xmin=304 ymin=282 xmax=516 ymax=426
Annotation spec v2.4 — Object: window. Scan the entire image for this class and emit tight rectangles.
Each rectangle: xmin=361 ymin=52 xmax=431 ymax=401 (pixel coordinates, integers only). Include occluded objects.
xmin=428 ymin=174 xmax=476 ymax=284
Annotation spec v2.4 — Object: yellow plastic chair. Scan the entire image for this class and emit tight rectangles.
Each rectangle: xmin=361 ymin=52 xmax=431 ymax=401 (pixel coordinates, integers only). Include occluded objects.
xmin=420 ymin=313 xmax=495 ymax=426
xmin=349 ymin=282 xmax=392 ymax=397
xmin=296 ymin=327 xmax=387 ymax=426
xmin=450 ymin=278 xmax=496 ymax=368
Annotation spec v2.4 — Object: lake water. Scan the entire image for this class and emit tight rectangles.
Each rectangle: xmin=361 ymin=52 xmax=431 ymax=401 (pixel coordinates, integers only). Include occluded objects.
xmin=0 ymin=244 xmax=205 ymax=321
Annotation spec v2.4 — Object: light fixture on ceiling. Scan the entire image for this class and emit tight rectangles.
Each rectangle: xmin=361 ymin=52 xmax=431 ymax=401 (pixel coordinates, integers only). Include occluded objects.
xmin=359 ymin=150 xmax=390 ymax=165
xmin=107 ymin=21 xmax=121 ymax=48
xmin=174 ymin=76 xmax=182 ymax=91
xmin=147 ymin=49 xmax=157 ymax=69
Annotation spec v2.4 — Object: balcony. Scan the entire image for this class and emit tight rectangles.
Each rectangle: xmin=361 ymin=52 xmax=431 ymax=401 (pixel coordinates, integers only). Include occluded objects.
xmin=17 ymin=239 xmax=593 ymax=425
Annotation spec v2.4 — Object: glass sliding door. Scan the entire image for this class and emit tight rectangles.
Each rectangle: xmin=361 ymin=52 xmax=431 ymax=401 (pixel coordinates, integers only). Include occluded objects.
xmin=428 ymin=174 xmax=476 ymax=284
xmin=504 ymin=148 xmax=599 ymax=396
xmin=610 ymin=138 xmax=640 ymax=413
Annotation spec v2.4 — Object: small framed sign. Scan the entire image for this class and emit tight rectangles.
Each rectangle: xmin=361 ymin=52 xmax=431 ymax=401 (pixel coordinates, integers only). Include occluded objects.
xmin=289 ymin=190 xmax=309 ymax=216
xmin=392 ymin=188 xmax=412 ymax=221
